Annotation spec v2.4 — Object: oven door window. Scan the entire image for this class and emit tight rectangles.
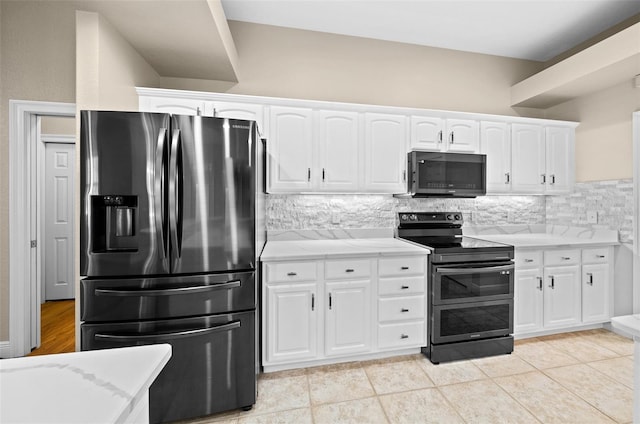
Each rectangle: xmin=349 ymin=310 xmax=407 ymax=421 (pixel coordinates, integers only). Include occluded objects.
xmin=432 ymin=300 xmax=513 ymax=344
xmin=433 ymin=263 xmax=513 ymax=304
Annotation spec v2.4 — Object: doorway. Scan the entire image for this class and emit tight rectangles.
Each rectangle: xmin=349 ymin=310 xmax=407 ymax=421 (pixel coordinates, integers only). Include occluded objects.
xmin=8 ymin=100 xmax=76 ymax=358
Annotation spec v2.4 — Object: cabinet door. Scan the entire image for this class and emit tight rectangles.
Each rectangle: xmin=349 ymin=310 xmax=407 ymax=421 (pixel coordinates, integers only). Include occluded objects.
xmin=212 ymin=102 xmax=266 ymax=137
xmin=325 ymin=280 xmax=372 ymax=357
xmin=268 ymin=106 xmax=314 ymax=192
xmin=543 ymin=265 xmax=581 ymax=328
xmin=265 ymin=283 xmax=318 ymax=363
xmin=316 ymin=110 xmax=360 ymax=192
xmin=410 ymin=116 xmax=444 ymax=151
xmin=582 ymin=263 xmax=610 ymax=324
xmin=545 ymin=126 xmax=573 ymax=194
xmin=139 ymin=96 xmax=213 ymax=116
xmin=445 ymin=119 xmax=479 ymax=153
xmin=511 ymin=123 xmax=546 ymax=193
xmin=481 ymin=121 xmax=511 ymax=193
xmin=363 ymin=113 xmax=407 ymax=193
xmin=514 ymin=267 xmax=544 ymax=334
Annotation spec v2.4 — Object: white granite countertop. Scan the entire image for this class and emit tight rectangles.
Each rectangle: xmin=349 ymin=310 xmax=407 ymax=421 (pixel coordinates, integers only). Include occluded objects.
xmin=464 ymin=224 xmax=619 ymax=249
xmin=261 ymin=238 xmax=429 ymax=261
xmin=0 ymin=344 xmax=172 ymax=423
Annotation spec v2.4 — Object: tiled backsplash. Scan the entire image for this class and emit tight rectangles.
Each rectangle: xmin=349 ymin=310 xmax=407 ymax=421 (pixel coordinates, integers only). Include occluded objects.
xmin=266 ymin=194 xmax=545 ymax=230
xmin=546 ymin=179 xmax=634 ymax=243
xmin=266 ymin=179 xmax=634 ymax=243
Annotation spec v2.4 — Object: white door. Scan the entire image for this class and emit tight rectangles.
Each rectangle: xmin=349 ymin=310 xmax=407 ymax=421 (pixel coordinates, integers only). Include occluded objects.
xmin=44 ymin=143 xmax=76 ymax=300
xmin=543 ymin=265 xmax=581 ymax=328
xmin=410 ymin=116 xmax=444 ymax=151
xmin=265 ymin=283 xmax=318 ymax=363
xmin=582 ymin=263 xmax=610 ymax=323
xmin=481 ymin=121 xmax=512 ymax=193
xmin=545 ymin=126 xmax=573 ymax=194
xmin=511 ymin=123 xmax=546 ymax=193
xmin=139 ymin=96 xmax=213 ymax=116
xmin=445 ymin=119 xmax=479 ymax=152
xmin=514 ymin=267 xmax=544 ymax=334
xmin=212 ymin=101 xmax=266 ymax=137
xmin=363 ymin=113 xmax=407 ymax=193
xmin=325 ymin=280 xmax=372 ymax=356
xmin=316 ymin=110 xmax=360 ymax=192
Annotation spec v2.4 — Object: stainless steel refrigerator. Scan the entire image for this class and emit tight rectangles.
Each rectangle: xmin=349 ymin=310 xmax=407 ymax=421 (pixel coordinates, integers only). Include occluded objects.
xmin=79 ymin=111 xmax=265 ymax=423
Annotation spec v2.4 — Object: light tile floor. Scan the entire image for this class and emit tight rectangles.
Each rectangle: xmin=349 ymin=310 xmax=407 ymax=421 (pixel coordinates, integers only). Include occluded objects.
xmin=181 ymin=329 xmax=634 ymax=424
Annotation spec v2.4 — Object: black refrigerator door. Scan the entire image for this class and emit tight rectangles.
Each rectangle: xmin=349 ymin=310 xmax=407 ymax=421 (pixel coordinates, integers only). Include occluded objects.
xmin=169 ymin=116 xmax=256 ymax=274
xmin=81 ymin=311 xmax=256 ymax=423
xmin=80 ymin=111 xmax=170 ymax=277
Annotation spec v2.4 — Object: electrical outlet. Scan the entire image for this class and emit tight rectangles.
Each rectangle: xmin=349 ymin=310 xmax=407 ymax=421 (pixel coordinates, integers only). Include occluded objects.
xmin=586 ymin=211 xmax=598 ymax=224
xmin=331 ymin=213 xmax=341 ymax=224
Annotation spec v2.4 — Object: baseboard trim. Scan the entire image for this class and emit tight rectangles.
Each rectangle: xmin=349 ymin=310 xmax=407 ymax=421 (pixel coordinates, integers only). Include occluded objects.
xmin=0 ymin=341 xmax=12 ymax=358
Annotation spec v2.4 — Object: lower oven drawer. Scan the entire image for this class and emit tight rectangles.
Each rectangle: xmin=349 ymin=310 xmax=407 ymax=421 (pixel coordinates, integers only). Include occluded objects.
xmin=81 ymin=311 xmax=256 ymax=423
xmin=81 ymin=271 xmax=255 ymax=322
xmin=378 ymin=321 xmax=426 ymax=349
xmin=431 ymin=299 xmax=513 ymax=344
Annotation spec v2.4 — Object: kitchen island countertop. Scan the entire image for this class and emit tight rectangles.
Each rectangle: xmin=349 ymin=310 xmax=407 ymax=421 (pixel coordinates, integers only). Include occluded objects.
xmin=0 ymin=344 xmax=171 ymax=423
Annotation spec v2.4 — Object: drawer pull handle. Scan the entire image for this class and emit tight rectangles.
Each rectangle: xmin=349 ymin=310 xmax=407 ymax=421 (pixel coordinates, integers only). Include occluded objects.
xmin=287 ymin=272 xmax=297 ymax=276
xmin=400 ymin=334 xmax=409 ymax=339
xmin=345 ymin=269 xmax=354 ymax=273
xmin=401 ymin=266 xmax=410 ymax=270
xmin=401 ymin=308 xmax=410 ymax=312
xmin=524 ymin=259 xmax=534 ymax=263
xmin=597 ymin=255 xmax=605 ymax=258
xmin=561 ymin=257 xmax=571 ymax=260
xmin=401 ymin=285 xmax=410 ymax=289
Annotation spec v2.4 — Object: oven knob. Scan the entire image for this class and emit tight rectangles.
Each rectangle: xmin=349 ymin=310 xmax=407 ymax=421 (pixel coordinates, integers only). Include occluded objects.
xmin=409 ymin=214 xmax=417 ymax=221
xmin=446 ymin=214 xmax=453 ymax=220
xmin=454 ymin=214 xmax=462 ymax=220
xmin=401 ymin=214 xmax=408 ymax=221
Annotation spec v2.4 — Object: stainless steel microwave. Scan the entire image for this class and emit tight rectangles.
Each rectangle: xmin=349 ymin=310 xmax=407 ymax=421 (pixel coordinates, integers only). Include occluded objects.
xmin=406 ymin=151 xmax=486 ymax=198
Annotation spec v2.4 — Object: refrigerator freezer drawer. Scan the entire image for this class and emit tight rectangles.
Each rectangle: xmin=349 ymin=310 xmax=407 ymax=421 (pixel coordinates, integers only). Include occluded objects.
xmin=81 ymin=311 xmax=256 ymax=423
xmin=81 ymin=271 xmax=255 ymax=322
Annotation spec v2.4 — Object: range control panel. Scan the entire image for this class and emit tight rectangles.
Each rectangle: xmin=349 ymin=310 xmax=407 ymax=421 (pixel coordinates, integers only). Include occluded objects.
xmin=398 ymin=212 xmax=463 ymax=226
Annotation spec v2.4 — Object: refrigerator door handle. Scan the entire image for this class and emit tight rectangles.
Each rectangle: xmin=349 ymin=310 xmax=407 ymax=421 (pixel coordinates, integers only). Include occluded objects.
xmin=94 ymin=279 xmax=241 ymax=296
xmin=94 ymin=321 xmax=241 ymax=342
xmin=155 ymin=128 xmax=168 ymax=258
xmin=169 ymin=128 xmax=182 ymax=257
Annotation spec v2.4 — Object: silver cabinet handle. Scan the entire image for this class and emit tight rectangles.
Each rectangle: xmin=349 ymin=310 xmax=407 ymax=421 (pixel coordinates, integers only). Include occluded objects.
xmin=401 ymin=266 xmax=410 ymax=270
xmin=587 ymin=273 xmax=593 ymax=286
xmin=438 ymin=130 xmax=443 ymax=143
xmin=561 ymin=257 xmax=571 ymax=260
xmin=537 ymin=276 xmax=543 ymax=291
xmin=401 ymin=285 xmax=410 ymax=289
xmin=505 ymin=172 xmax=510 ymax=184
xmin=311 ymin=293 xmax=315 ymax=311
xmin=524 ymin=259 xmax=534 ymax=263
xmin=307 ymin=168 xmax=311 ymax=181
xmin=403 ymin=170 xmax=407 ymax=181
xmin=551 ymin=174 xmax=556 ymax=184
xmin=329 ymin=293 xmax=332 ymax=310
xmin=541 ymin=174 xmax=546 ymax=184
xmin=597 ymin=255 xmax=606 ymax=258
xmin=401 ymin=308 xmax=410 ymax=313
xmin=549 ymin=276 xmax=555 ymax=289
xmin=345 ymin=269 xmax=354 ymax=273
xmin=322 ymin=168 xmax=325 ymax=181
xmin=287 ymin=272 xmax=297 ymax=276
xmin=400 ymin=334 xmax=409 ymax=339
xmin=449 ymin=131 xmax=454 ymax=144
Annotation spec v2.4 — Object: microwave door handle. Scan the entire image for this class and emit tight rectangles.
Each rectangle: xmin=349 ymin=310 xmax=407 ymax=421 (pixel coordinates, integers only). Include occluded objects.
xmin=436 ymin=264 xmax=514 ymax=275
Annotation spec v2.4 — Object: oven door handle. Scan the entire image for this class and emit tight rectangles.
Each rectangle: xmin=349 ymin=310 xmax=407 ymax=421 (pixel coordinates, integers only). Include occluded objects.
xmin=435 ymin=264 xmax=514 ymax=274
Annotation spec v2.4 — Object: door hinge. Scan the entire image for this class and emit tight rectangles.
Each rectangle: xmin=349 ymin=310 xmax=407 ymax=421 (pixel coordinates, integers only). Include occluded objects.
xmin=30 ymin=240 xmax=37 ymax=248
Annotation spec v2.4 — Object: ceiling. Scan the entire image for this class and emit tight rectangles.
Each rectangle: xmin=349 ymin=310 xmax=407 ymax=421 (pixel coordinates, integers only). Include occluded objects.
xmin=221 ymin=0 xmax=640 ymax=62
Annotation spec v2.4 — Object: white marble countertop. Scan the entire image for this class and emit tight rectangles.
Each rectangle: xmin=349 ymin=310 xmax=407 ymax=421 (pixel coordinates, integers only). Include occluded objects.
xmin=0 ymin=344 xmax=172 ymax=423
xmin=464 ymin=224 xmax=619 ymax=249
xmin=261 ymin=238 xmax=429 ymax=261
xmin=611 ymin=315 xmax=640 ymax=338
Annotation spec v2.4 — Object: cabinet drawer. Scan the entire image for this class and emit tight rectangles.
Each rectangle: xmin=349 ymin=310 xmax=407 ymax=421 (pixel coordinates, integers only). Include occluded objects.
xmin=379 ymin=256 xmax=425 ymax=277
xmin=325 ymin=259 xmax=371 ymax=280
xmin=544 ymin=249 xmax=580 ymax=266
xmin=515 ymin=250 xmax=542 ymax=268
xmin=378 ymin=276 xmax=425 ymax=295
xmin=378 ymin=296 xmax=425 ymax=322
xmin=378 ymin=321 xmax=426 ymax=349
xmin=582 ymin=247 xmax=610 ymax=264
xmin=265 ymin=262 xmax=318 ymax=283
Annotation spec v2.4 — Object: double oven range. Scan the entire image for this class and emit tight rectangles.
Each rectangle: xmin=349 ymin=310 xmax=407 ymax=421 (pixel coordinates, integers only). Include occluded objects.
xmin=397 ymin=212 xmax=515 ymax=364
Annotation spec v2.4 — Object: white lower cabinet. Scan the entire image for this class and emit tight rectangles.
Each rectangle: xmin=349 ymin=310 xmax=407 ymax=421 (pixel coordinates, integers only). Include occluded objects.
xmin=514 ymin=246 xmax=613 ymax=337
xmin=263 ymin=255 xmax=427 ymax=371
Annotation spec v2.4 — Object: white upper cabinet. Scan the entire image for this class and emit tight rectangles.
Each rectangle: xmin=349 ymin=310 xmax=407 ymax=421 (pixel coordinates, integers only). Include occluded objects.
xmin=363 ymin=113 xmax=408 ymax=193
xmin=545 ymin=126 xmax=574 ymax=194
xmin=268 ymin=106 xmax=314 ymax=192
xmin=139 ymin=96 xmax=213 ymax=116
xmin=410 ymin=117 xmax=478 ymax=153
xmin=211 ymin=101 xmax=266 ymax=137
xmin=511 ymin=123 xmax=546 ymax=193
xmin=480 ymin=121 xmax=511 ymax=193
xmin=316 ymin=110 xmax=360 ymax=192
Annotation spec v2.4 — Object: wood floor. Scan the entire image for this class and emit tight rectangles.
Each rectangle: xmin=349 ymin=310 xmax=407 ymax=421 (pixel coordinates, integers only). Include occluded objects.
xmin=28 ymin=300 xmax=76 ymax=356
